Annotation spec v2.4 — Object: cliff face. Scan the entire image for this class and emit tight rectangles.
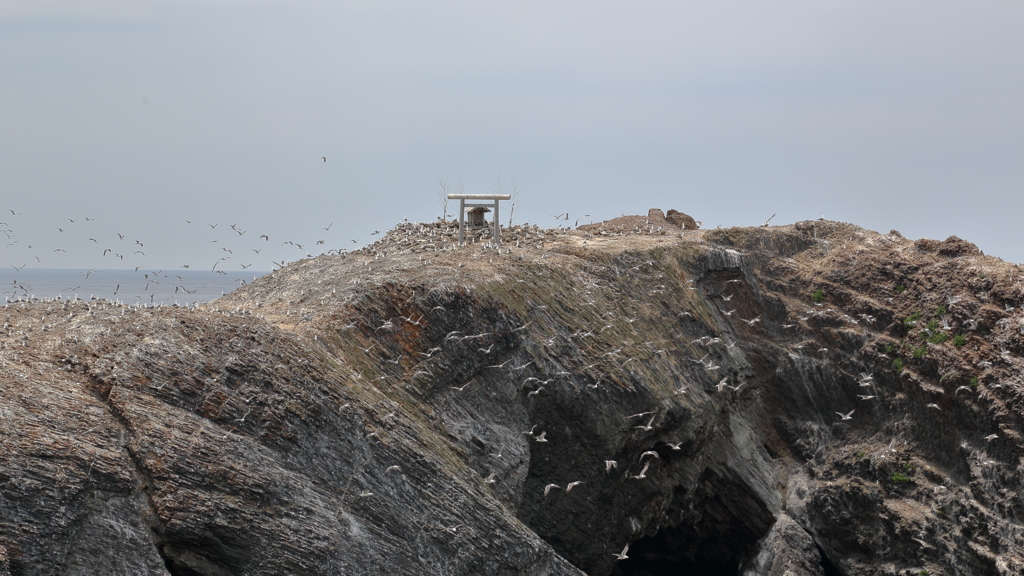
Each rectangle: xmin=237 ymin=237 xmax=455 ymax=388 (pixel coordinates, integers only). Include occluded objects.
xmin=3 ymin=219 xmax=1024 ymax=576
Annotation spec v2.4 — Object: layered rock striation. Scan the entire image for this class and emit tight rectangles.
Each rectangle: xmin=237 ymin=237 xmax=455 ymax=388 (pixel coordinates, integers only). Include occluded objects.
xmin=2 ymin=218 xmax=1024 ymax=575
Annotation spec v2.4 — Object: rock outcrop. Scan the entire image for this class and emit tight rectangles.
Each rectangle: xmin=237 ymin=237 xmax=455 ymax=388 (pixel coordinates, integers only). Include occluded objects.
xmin=2 ymin=218 xmax=1024 ymax=575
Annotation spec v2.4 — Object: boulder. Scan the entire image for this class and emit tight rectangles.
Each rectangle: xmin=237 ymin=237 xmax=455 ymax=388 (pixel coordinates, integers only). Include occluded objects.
xmin=666 ymin=209 xmax=698 ymax=230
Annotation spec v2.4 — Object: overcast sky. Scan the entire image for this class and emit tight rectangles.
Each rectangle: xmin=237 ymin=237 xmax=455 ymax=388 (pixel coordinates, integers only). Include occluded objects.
xmin=2 ymin=1 xmax=1022 ymax=272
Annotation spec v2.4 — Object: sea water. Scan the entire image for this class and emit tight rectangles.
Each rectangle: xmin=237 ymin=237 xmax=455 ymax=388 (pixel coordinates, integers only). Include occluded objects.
xmin=0 ymin=268 xmax=267 ymax=305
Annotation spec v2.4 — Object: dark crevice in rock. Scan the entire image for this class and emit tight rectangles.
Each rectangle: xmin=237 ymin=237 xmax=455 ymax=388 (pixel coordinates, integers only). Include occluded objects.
xmin=83 ymin=378 xmax=176 ymax=574
xmin=816 ymin=545 xmax=842 ymax=576
xmin=164 ymin=557 xmax=203 ymax=576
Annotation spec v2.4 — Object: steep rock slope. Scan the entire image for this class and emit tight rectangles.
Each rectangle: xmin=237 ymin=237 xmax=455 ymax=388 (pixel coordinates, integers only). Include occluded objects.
xmin=2 ymin=219 xmax=1024 ymax=576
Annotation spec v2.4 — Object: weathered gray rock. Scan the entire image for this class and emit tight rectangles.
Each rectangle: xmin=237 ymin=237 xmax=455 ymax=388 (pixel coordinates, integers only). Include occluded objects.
xmin=3 ymin=218 xmax=1024 ymax=575
xmin=741 ymin=514 xmax=823 ymax=576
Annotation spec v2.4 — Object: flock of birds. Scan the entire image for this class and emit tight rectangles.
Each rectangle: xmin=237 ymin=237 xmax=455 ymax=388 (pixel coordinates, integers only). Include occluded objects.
xmin=1 ymin=206 xmax=384 ymax=303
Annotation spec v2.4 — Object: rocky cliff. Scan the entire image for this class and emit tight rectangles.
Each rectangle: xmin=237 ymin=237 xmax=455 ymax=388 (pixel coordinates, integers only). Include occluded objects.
xmin=2 ymin=217 xmax=1024 ymax=576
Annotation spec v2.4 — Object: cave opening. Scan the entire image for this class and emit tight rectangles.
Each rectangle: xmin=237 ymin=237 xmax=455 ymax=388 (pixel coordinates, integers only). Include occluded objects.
xmin=607 ymin=508 xmax=763 ymax=576
xmin=606 ymin=470 xmax=775 ymax=576
xmin=610 ymin=533 xmax=740 ymax=575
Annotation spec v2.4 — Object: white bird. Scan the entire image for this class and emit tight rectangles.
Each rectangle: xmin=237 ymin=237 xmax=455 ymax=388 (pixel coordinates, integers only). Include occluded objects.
xmin=483 ymin=472 xmax=497 ymax=484
xmin=954 ymin=386 xmax=972 ymax=395
xmin=666 ymin=442 xmax=682 ymax=450
xmin=836 ymin=410 xmax=855 ymax=421
xmin=534 ymin=431 xmax=548 ymax=442
xmin=716 ymin=377 xmax=729 ymax=392
xmin=543 ymin=483 xmax=561 ymax=496
xmin=633 ymin=414 xmax=655 ymax=431
xmin=884 ymin=438 xmax=898 ymax=454
xmin=565 ymin=481 xmax=584 ymax=492
xmin=857 ymin=395 xmax=876 ymax=401
xmin=632 ymin=462 xmax=650 ymax=479
xmin=385 ymin=465 xmax=401 ymax=474
xmin=605 ymin=460 xmax=618 ymax=473
xmin=926 ymin=403 xmax=941 ymax=410
xmin=639 ymin=450 xmax=660 ymax=461
xmin=612 ymin=543 xmax=630 ymax=561
xmin=625 ymin=410 xmax=656 ymax=420
xmin=984 ymin=433 xmax=999 ymax=442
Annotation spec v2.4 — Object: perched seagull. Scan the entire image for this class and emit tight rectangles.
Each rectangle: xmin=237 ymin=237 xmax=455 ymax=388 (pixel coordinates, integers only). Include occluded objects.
xmin=543 ymin=483 xmax=561 ymax=497
xmin=836 ymin=410 xmax=855 ymax=421
xmin=483 ymin=472 xmax=496 ymax=484
xmin=612 ymin=543 xmax=630 ymax=561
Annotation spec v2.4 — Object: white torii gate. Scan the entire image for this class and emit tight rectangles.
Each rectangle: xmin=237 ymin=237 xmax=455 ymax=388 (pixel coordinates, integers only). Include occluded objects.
xmin=447 ymin=193 xmax=511 ymax=247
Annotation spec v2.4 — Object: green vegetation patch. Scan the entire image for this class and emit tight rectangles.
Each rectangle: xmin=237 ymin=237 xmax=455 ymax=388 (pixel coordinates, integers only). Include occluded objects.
xmin=891 ymin=472 xmax=912 ymax=484
xmin=912 ymin=346 xmax=928 ymax=359
xmin=953 ymin=334 xmax=967 ymax=347
xmin=928 ymin=332 xmax=948 ymax=345
xmin=893 ymin=358 xmax=904 ymax=373
xmin=812 ymin=289 xmax=825 ymax=303
xmin=904 ymin=311 xmax=922 ymax=327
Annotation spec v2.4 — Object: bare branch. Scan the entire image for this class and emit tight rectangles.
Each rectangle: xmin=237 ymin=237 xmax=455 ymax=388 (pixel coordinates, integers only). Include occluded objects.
xmin=437 ymin=177 xmax=449 ymax=220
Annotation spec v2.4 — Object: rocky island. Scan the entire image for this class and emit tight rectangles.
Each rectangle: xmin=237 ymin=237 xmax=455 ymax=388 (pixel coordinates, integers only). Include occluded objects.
xmin=2 ymin=212 xmax=1023 ymax=576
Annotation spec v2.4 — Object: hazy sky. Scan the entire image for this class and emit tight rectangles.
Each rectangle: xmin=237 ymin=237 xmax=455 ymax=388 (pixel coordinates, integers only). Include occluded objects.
xmin=2 ymin=1 xmax=1023 ymax=272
